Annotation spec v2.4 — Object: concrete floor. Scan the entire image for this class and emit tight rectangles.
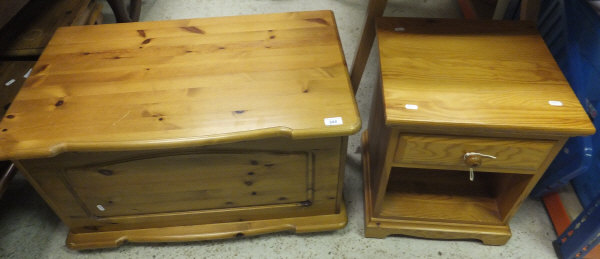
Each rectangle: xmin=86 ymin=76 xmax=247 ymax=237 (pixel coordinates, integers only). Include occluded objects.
xmin=0 ymin=0 xmax=559 ymax=258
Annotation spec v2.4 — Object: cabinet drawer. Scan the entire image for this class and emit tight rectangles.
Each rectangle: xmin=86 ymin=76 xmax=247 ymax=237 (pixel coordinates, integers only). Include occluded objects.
xmin=63 ymin=151 xmax=311 ymax=217
xmin=393 ymin=134 xmax=556 ymax=173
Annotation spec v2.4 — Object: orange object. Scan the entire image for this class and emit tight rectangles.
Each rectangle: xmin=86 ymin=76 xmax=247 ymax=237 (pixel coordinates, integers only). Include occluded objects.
xmin=543 ymin=192 xmax=571 ymax=234
xmin=542 ymin=192 xmax=600 ymax=259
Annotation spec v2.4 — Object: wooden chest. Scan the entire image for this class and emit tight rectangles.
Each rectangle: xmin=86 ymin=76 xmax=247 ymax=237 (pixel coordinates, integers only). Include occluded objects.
xmin=0 ymin=11 xmax=360 ymax=250
xmin=362 ymin=17 xmax=595 ymax=245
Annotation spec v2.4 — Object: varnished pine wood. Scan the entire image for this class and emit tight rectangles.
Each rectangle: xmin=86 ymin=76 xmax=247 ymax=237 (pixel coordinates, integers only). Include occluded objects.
xmin=363 ymin=18 xmax=594 ymax=245
xmin=349 ymin=0 xmax=387 ymax=93
xmin=335 ymin=136 xmax=349 ymax=212
xmin=377 ymin=18 xmax=594 ymax=138
xmin=362 ymin=133 xmax=511 ymax=245
xmin=5 ymin=11 xmax=358 ymax=249
xmin=379 ymin=167 xmax=538 ymax=225
xmin=0 ymin=11 xmax=360 ymax=161
xmin=66 ymin=202 xmax=347 ymax=250
xmin=16 ymin=136 xmax=349 ymax=242
xmin=393 ymin=134 xmax=555 ymax=173
xmin=368 ymin=82 xmax=398 ymax=215
xmin=495 ymin=137 xmax=567 ymax=223
xmin=64 ymin=152 xmax=311 ymax=217
xmin=18 ymin=135 xmax=343 ymax=231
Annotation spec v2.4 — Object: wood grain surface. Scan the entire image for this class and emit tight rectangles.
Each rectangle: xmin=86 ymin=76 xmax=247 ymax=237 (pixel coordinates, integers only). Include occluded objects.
xmin=393 ymin=134 xmax=556 ymax=173
xmin=361 ymin=135 xmax=512 ymax=245
xmin=376 ymin=17 xmax=594 ymax=137
xmin=66 ymin=202 xmax=347 ymax=250
xmin=17 ymin=137 xmax=344 ymax=233
xmin=65 ymin=152 xmax=311 ymax=217
xmin=380 ymin=168 xmax=504 ymax=225
xmin=0 ymin=11 xmax=360 ymax=160
xmin=361 ymin=18 xmax=591 ymax=245
xmin=349 ymin=0 xmax=387 ymax=92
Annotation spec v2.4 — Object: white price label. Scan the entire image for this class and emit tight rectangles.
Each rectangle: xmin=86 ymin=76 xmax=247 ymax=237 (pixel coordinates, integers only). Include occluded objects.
xmin=324 ymin=117 xmax=343 ymax=126
xmin=4 ymin=79 xmax=15 ymax=86
xmin=405 ymin=104 xmax=418 ymax=110
xmin=549 ymin=100 xmax=563 ymax=106
xmin=23 ymin=68 xmax=32 ymax=78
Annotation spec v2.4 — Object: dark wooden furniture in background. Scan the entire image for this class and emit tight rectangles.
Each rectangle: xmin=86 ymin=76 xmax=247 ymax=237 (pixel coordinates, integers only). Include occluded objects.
xmin=0 ymin=0 xmax=31 ymax=29
xmin=0 ymin=0 xmax=102 ymax=58
xmin=0 ymin=0 xmax=102 ymax=199
xmin=0 ymin=61 xmax=36 ymax=118
xmin=0 ymin=61 xmax=35 ymax=199
xmin=107 ymin=0 xmax=142 ymax=22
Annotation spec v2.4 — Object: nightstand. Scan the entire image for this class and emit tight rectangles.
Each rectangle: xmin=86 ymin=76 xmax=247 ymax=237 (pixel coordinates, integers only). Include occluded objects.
xmin=362 ymin=17 xmax=595 ymax=245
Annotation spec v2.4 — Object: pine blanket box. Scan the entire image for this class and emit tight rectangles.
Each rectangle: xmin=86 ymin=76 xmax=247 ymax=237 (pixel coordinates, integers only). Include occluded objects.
xmin=0 ymin=10 xmax=360 ymax=250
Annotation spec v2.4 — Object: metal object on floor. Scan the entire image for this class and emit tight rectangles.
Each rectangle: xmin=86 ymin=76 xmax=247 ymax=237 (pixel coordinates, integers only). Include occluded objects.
xmin=553 ymin=194 xmax=600 ymax=259
xmin=0 ymin=162 xmax=16 ymax=198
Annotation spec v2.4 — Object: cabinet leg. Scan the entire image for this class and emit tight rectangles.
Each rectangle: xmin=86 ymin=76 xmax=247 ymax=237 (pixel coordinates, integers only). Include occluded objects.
xmin=480 ymin=236 xmax=510 ymax=246
xmin=350 ymin=0 xmax=387 ymax=93
xmin=365 ymin=226 xmax=391 ymax=239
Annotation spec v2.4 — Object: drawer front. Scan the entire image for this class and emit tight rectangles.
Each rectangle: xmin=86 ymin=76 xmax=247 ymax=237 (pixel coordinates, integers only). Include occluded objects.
xmin=64 ymin=151 xmax=311 ymax=217
xmin=393 ymin=134 xmax=556 ymax=172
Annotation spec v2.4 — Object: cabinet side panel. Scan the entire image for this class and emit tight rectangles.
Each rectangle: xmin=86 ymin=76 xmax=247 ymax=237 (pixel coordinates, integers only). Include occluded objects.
xmin=335 ymin=136 xmax=347 ymax=212
xmin=497 ymin=138 xmax=568 ymax=223
xmin=13 ymin=160 xmax=89 ymax=226
xmin=367 ymin=77 xmax=394 ymax=214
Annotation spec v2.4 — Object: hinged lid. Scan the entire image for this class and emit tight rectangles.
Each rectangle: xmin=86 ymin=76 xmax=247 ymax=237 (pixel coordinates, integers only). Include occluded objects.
xmin=376 ymin=17 xmax=594 ymax=137
xmin=0 ymin=11 xmax=360 ymax=160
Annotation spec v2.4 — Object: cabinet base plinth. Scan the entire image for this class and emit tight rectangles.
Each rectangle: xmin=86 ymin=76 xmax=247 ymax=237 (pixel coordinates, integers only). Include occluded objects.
xmin=66 ymin=204 xmax=347 ymax=250
xmin=361 ymin=131 xmax=511 ymax=245
xmin=363 ymin=219 xmax=511 ymax=245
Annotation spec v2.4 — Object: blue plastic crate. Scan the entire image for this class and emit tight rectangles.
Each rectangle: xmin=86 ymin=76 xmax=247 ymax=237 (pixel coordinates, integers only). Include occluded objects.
xmin=533 ymin=0 xmax=600 ymax=204
xmin=532 ymin=0 xmax=600 ymax=199
xmin=564 ymin=0 xmax=600 ymax=207
xmin=534 ymin=1 xmax=600 ymax=258
xmin=564 ymin=0 xmax=600 ymax=103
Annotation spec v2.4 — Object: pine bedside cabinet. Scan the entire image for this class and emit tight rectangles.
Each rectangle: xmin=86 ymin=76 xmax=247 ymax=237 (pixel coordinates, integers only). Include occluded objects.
xmin=0 ymin=11 xmax=360 ymax=250
xmin=362 ymin=17 xmax=595 ymax=245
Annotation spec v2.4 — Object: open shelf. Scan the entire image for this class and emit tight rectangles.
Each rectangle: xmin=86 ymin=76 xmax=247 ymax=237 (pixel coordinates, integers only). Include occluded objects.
xmin=378 ymin=167 xmax=533 ymax=225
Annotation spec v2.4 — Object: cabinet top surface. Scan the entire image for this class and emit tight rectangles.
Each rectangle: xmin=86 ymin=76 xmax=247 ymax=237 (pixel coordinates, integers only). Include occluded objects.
xmin=376 ymin=17 xmax=594 ymax=137
xmin=0 ymin=11 xmax=360 ymax=160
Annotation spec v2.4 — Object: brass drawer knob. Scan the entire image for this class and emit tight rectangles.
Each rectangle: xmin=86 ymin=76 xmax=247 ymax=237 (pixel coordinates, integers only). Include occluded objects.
xmin=463 ymin=152 xmax=497 ymax=181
